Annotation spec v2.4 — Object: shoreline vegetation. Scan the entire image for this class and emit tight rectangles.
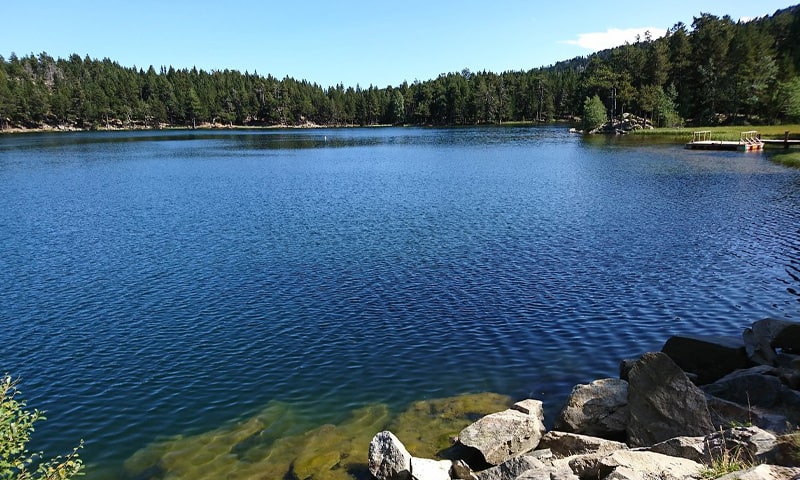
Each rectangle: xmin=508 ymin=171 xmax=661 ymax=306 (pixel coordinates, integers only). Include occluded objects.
xmin=6 ymin=121 xmax=800 ymax=170
xmin=630 ymin=124 xmax=800 ymax=167
xmin=2 ymin=6 xmax=799 ymax=136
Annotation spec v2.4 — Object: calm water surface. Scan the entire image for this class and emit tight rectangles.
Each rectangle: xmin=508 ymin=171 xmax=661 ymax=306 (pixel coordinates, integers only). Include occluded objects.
xmin=1 ymin=126 xmax=799 ymax=477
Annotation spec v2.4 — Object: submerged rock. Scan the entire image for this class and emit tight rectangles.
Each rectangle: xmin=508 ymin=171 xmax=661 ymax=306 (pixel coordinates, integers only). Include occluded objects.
xmin=124 ymin=401 xmax=388 ymax=480
xmin=389 ymin=392 xmax=512 ymax=459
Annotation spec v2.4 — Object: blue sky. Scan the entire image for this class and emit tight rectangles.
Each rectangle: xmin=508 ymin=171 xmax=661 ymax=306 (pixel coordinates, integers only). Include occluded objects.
xmin=2 ymin=1 xmax=794 ymax=88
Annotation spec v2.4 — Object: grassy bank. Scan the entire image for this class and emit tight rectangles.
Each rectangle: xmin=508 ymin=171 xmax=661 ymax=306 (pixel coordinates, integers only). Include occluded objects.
xmin=629 ymin=124 xmax=800 ymax=168
xmin=631 ymin=124 xmax=800 ymax=142
xmin=771 ymin=151 xmax=800 ymax=167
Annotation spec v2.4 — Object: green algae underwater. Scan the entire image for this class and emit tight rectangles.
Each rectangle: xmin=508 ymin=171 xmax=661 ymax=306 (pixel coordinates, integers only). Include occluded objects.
xmin=119 ymin=392 xmax=511 ymax=480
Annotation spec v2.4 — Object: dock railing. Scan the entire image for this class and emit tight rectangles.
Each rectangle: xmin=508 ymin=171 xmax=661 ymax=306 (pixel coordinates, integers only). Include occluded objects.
xmin=691 ymin=131 xmax=712 ymax=143
xmin=740 ymin=130 xmax=762 ymax=145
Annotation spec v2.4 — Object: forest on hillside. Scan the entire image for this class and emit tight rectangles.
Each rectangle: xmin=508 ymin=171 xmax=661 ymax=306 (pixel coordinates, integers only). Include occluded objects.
xmin=1 ymin=5 xmax=800 ymax=131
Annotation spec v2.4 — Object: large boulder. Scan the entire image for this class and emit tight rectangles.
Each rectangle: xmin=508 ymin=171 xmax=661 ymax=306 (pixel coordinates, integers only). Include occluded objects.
xmin=537 ymin=431 xmax=627 ymax=458
xmin=705 ymin=393 xmax=792 ymax=434
xmin=554 ymin=378 xmax=628 ymax=440
xmin=369 ymin=431 xmax=412 ymax=480
xmin=661 ymin=334 xmax=751 ymax=384
xmin=743 ymin=318 xmax=800 ymax=365
xmin=626 ymin=352 xmax=715 ymax=447
xmin=458 ymin=399 xmax=546 ymax=466
xmin=702 ymin=366 xmax=800 ymax=424
xmin=569 ymin=450 xmax=703 ymax=480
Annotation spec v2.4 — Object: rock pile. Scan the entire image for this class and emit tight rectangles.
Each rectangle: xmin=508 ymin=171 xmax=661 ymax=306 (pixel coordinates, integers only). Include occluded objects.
xmin=568 ymin=112 xmax=655 ymax=134
xmin=368 ymin=318 xmax=800 ymax=480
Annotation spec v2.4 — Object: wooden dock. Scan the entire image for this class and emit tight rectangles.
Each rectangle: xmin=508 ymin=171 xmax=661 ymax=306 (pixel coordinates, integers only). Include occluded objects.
xmin=761 ymin=131 xmax=800 ymax=149
xmin=685 ymin=131 xmax=764 ymax=151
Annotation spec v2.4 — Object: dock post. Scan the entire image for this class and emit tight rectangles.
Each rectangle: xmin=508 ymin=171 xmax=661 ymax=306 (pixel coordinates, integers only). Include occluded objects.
xmin=786 ymin=131 xmax=790 ymax=149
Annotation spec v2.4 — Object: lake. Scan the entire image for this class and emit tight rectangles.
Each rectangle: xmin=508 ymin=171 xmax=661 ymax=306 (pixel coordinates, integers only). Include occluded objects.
xmin=1 ymin=126 xmax=798 ymax=479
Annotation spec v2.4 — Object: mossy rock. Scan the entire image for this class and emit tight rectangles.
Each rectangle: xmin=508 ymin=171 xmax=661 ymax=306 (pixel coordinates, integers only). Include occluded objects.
xmin=388 ymin=392 xmax=512 ymax=458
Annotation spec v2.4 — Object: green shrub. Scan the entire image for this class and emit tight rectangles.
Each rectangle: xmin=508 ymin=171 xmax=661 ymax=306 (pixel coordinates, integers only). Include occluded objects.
xmin=582 ymin=95 xmax=607 ymax=132
xmin=1 ymin=374 xmax=83 ymax=480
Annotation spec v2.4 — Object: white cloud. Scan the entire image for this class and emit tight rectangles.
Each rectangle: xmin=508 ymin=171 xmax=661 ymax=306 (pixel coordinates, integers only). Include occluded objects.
xmin=562 ymin=27 xmax=666 ymax=51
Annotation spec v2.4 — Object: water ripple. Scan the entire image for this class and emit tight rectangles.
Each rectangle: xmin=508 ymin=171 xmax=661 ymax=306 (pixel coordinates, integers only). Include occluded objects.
xmin=1 ymin=127 xmax=799 ymax=477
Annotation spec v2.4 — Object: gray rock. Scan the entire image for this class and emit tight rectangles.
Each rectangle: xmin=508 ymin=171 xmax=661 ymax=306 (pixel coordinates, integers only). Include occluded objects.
xmin=474 ymin=455 xmax=546 ymax=480
xmin=775 ymin=352 xmax=800 ymax=370
xmin=619 ymin=359 xmax=637 ymax=382
xmin=570 ymin=450 xmax=703 ymax=480
xmin=512 ymin=399 xmax=543 ymax=416
xmin=743 ymin=318 xmax=800 ymax=365
xmin=626 ymin=352 xmax=715 ymax=447
xmin=705 ymin=393 xmax=792 ymax=434
xmin=537 ymin=431 xmax=627 ymax=458
xmin=602 ymin=466 xmax=644 ymax=480
xmin=565 ymin=452 xmax=607 ymax=478
xmin=369 ymin=431 xmax=412 ymax=480
xmin=704 ymin=426 xmax=779 ymax=464
xmin=702 ymin=367 xmax=800 ymax=424
xmin=545 ymin=468 xmax=579 ymax=480
xmin=410 ymin=457 xmax=452 ymax=480
xmin=715 ymin=464 xmax=800 ymax=480
xmin=459 ymin=400 xmax=546 ymax=466
xmin=647 ymin=435 xmax=706 ymax=463
xmin=758 ymin=318 xmax=800 ymax=351
xmin=516 ymin=466 xmax=578 ymax=480
xmin=553 ymin=378 xmax=628 ymax=439
xmin=661 ymin=334 xmax=751 ymax=384
xmin=527 ymin=448 xmax=553 ymax=461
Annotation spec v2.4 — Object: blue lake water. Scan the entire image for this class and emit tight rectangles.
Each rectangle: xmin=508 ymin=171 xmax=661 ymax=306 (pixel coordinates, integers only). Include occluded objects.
xmin=1 ymin=126 xmax=799 ymax=478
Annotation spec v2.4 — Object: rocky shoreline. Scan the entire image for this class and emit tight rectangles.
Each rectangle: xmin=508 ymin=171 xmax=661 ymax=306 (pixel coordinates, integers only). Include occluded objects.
xmin=368 ymin=318 xmax=800 ymax=480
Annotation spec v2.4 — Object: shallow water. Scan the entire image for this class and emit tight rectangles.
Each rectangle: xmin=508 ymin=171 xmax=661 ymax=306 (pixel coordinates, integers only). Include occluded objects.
xmin=1 ymin=126 xmax=798 ymax=478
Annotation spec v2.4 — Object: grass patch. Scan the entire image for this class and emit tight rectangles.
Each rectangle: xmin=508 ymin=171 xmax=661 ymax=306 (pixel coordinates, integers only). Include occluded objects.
xmin=699 ymin=457 xmax=749 ymax=479
xmin=771 ymin=151 xmax=800 ymax=168
xmin=700 ymin=428 xmax=755 ymax=479
xmin=632 ymin=124 xmax=800 ymax=142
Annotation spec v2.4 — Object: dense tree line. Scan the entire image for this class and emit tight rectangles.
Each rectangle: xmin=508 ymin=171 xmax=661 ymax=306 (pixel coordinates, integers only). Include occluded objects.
xmin=1 ymin=5 xmax=799 ymax=131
